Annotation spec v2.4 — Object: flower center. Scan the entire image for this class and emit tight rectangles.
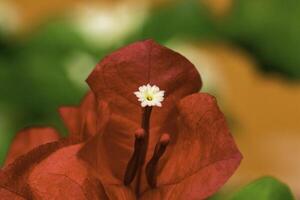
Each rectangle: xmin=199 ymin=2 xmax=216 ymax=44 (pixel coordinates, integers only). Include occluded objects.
xmin=146 ymin=95 xmax=153 ymax=101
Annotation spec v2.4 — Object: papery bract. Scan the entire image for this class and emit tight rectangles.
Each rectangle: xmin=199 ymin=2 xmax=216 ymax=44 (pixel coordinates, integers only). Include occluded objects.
xmin=59 ymin=92 xmax=97 ymax=141
xmin=4 ymin=127 xmax=60 ymax=167
xmin=142 ymin=93 xmax=242 ymax=199
xmin=0 ymin=169 xmax=25 ymax=200
xmin=1 ymin=139 xmax=72 ymax=199
xmin=59 ymin=91 xmax=110 ymax=141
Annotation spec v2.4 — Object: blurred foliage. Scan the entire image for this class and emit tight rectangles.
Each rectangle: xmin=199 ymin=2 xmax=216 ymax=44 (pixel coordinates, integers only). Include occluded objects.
xmin=207 ymin=192 xmax=224 ymax=200
xmin=133 ymin=0 xmax=218 ymax=44
xmin=229 ymin=177 xmax=295 ymax=200
xmin=1 ymin=20 xmax=84 ymax=130
xmin=220 ymin=0 xmax=300 ymax=79
xmin=0 ymin=19 xmax=106 ymax=164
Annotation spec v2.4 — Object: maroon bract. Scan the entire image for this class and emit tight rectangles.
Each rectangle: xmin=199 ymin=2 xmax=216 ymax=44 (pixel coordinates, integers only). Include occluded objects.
xmin=4 ymin=127 xmax=60 ymax=167
xmin=59 ymin=91 xmax=110 ymax=142
xmin=0 ymin=40 xmax=242 ymax=200
xmin=59 ymin=92 xmax=97 ymax=141
xmin=0 ymin=169 xmax=25 ymax=199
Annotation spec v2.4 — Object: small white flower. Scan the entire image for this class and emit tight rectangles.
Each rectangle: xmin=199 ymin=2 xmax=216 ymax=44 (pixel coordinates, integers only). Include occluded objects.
xmin=134 ymin=84 xmax=165 ymax=107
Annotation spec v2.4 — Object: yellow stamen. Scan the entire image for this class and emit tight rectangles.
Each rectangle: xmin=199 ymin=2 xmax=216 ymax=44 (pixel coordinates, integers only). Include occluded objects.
xmin=146 ymin=96 xmax=153 ymax=101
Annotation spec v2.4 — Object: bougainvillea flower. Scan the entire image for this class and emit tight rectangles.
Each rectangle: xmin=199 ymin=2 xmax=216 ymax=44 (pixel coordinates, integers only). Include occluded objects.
xmin=79 ymin=39 xmax=242 ymax=199
xmin=0 ymin=39 xmax=242 ymax=200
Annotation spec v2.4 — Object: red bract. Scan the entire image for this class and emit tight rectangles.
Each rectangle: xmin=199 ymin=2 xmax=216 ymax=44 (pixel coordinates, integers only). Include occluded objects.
xmin=59 ymin=92 xmax=98 ymax=141
xmin=4 ymin=127 xmax=60 ymax=167
xmin=59 ymin=91 xmax=110 ymax=142
xmin=0 ymin=40 xmax=242 ymax=200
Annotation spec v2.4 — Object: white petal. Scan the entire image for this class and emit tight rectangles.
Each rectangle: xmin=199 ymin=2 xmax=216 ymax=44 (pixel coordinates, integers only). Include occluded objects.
xmin=139 ymin=86 xmax=146 ymax=92
xmin=153 ymin=85 xmax=159 ymax=93
xmin=157 ymin=90 xmax=165 ymax=96
xmin=134 ymin=91 xmax=140 ymax=96
xmin=147 ymin=84 xmax=152 ymax=91
xmin=156 ymin=97 xmax=163 ymax=102
xmin=156 ymin=102 xmax=162 ymax=107
xmin=141 ymin=101 xmax=148 ymax=107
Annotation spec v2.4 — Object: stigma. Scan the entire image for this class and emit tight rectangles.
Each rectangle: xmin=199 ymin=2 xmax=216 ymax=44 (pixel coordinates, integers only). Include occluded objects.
xmin=134 ymin=84 xmax=165 ymax=107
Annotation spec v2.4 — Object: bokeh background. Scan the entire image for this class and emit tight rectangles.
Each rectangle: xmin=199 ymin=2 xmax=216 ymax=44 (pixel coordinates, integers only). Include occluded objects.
xmin=0 ymin=0 xmax=299 ymax=199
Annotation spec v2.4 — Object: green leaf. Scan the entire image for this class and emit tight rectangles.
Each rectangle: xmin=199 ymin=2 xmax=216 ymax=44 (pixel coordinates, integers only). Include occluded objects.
xmin=230 ymin=176 xmax=295 ymax=200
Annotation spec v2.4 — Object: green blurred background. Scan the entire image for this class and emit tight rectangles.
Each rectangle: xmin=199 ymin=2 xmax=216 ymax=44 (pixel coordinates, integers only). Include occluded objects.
xmin=0 ymin=0 xmax=299 ymax=199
